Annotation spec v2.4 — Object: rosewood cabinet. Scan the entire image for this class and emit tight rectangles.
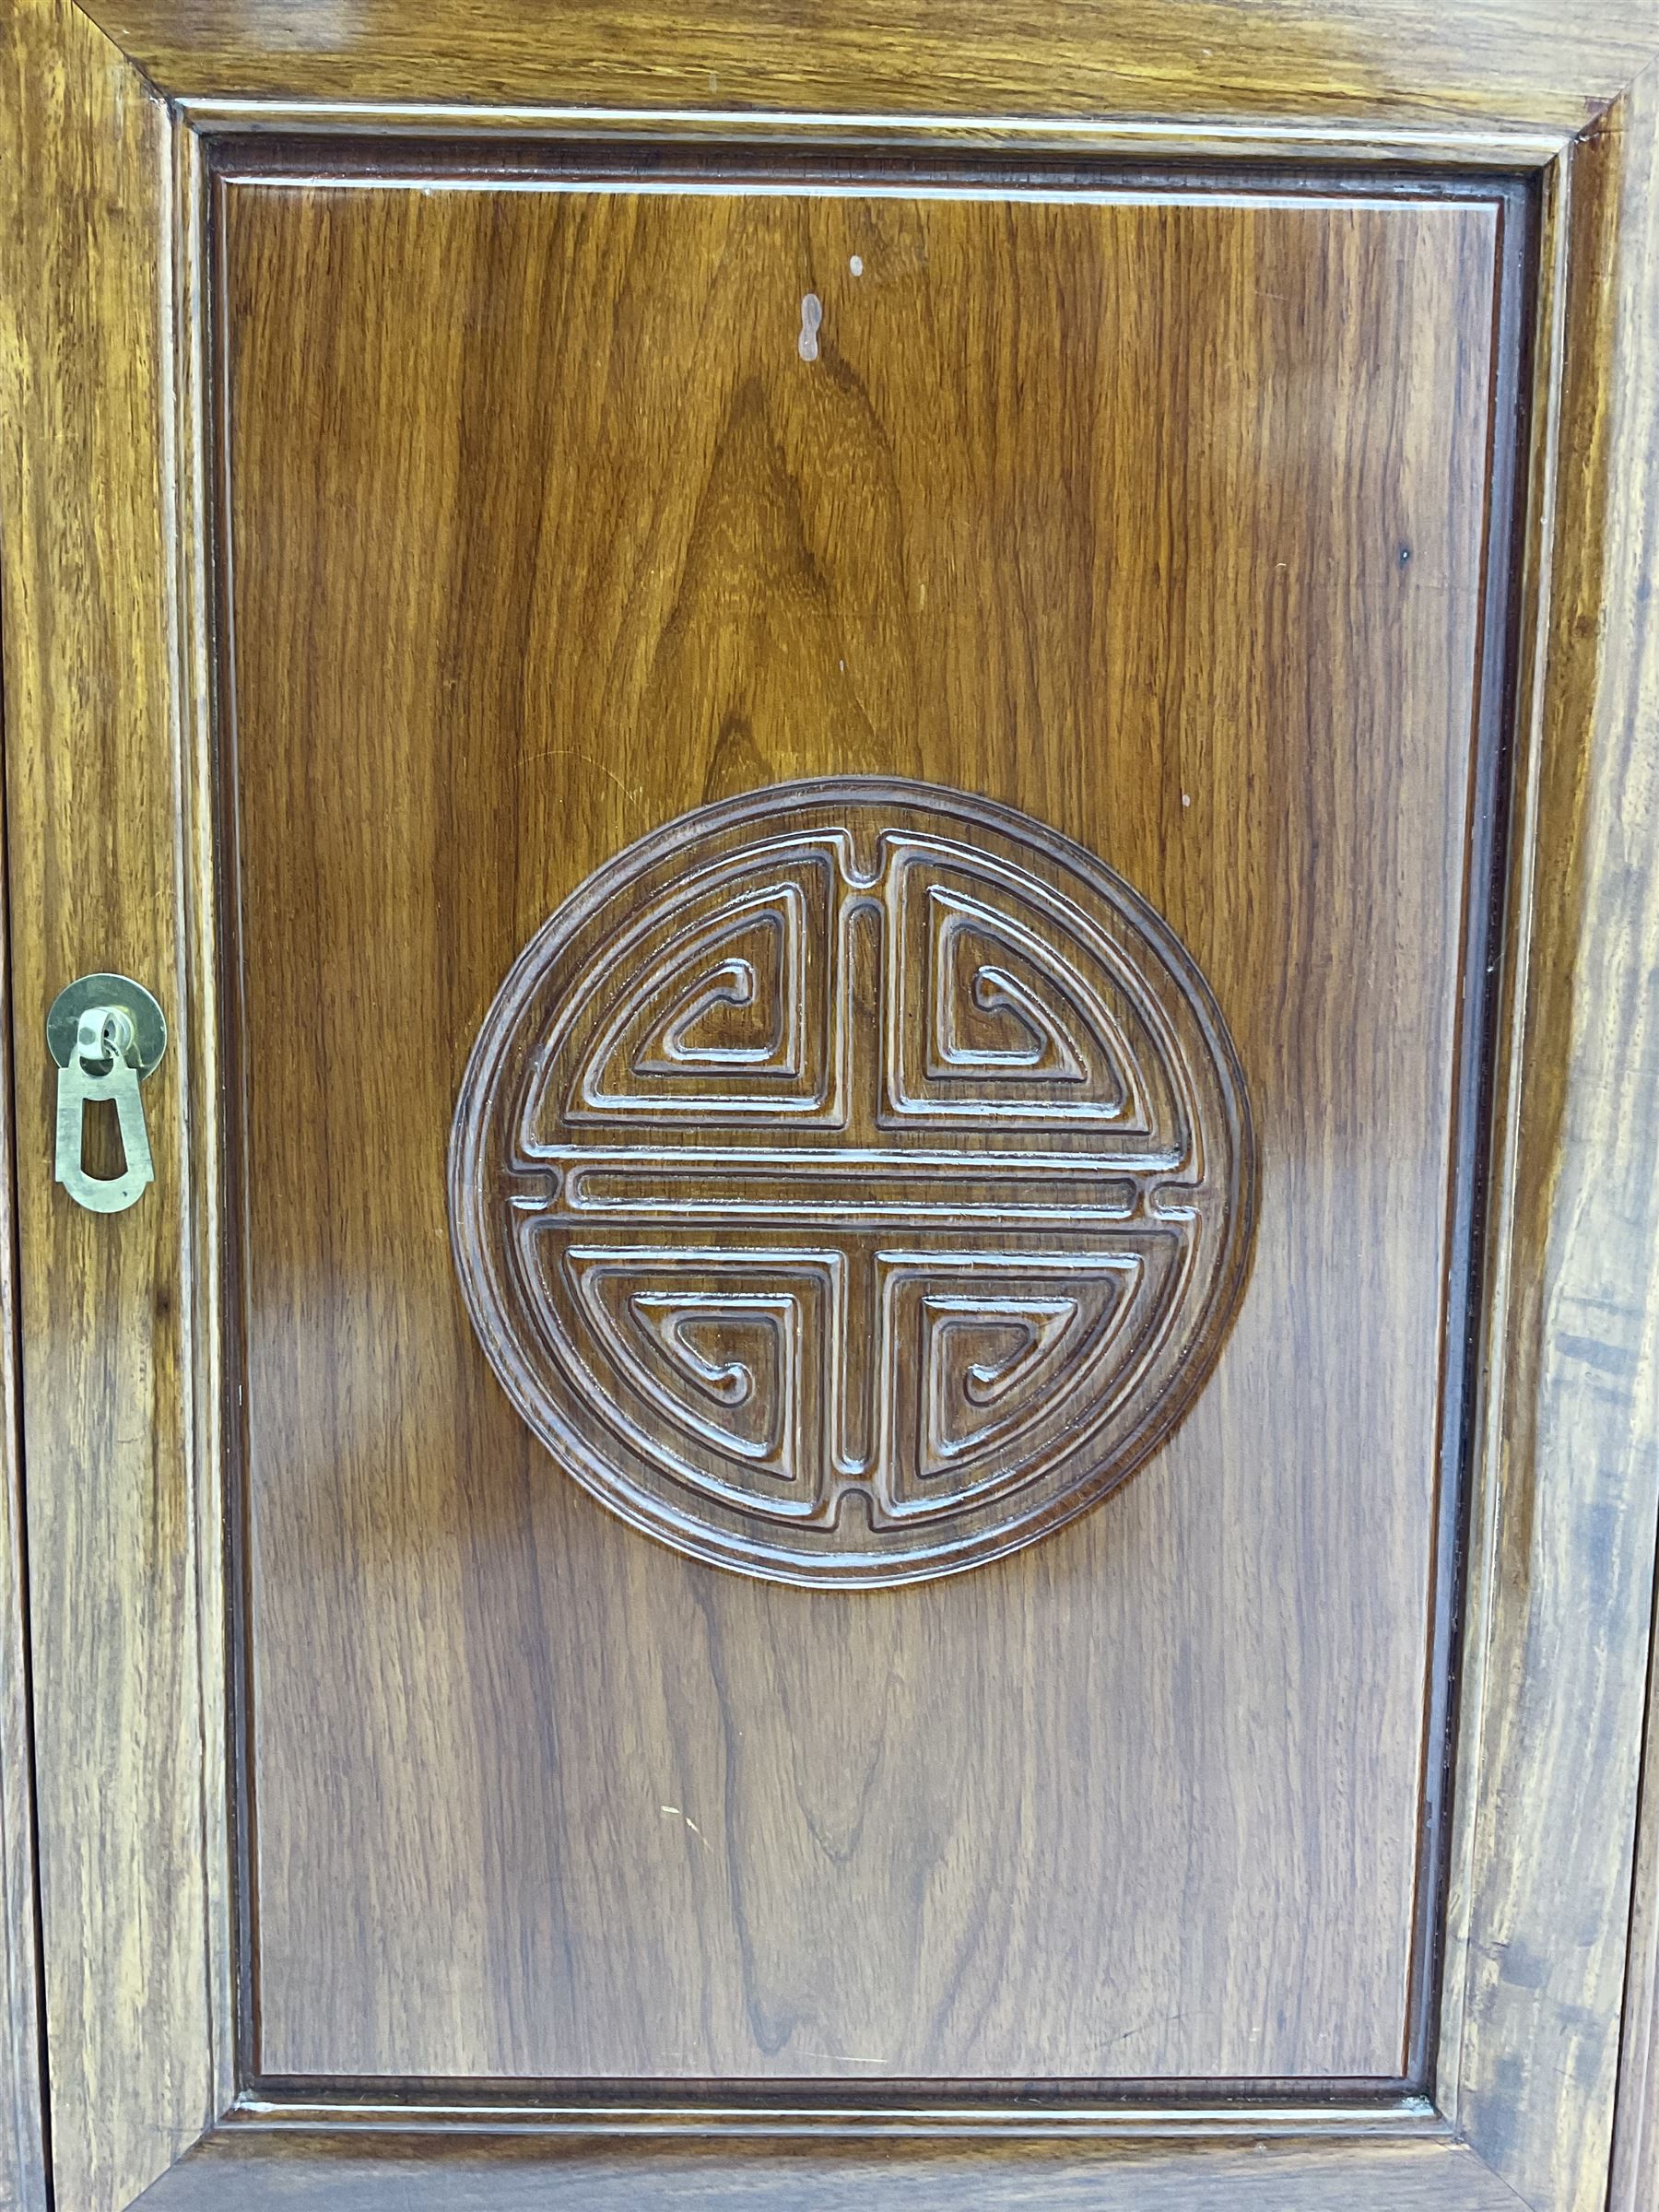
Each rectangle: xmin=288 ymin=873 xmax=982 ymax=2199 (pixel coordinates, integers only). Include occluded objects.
xmin=3 ymin=3 xmax=1658 ymax=2206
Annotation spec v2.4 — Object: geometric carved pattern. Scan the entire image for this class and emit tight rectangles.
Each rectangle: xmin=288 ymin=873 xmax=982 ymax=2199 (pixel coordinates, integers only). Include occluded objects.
xmin=449 ymin=778 xmax=1256 ymax=1585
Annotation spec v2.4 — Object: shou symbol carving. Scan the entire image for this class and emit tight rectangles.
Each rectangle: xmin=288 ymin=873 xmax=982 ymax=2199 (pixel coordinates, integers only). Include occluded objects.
xmin=449 ymin=778 xmax=1256 ymax=1586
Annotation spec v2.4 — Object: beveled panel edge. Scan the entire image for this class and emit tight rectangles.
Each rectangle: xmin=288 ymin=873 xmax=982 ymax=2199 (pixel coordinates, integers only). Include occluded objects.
xmin=228 ymin=2086 xmax=1440 ymax=2136
xmin=1430 ymin=125 xmax=1571 ymax=2134
xmin=0 ymin=388 xmax=49 ymax=2212
xmin=1398 ymin=158 xmax=1541 ymax=2095
xmin=201 ymin=132 xmax=1546 ymax=227
xmin=180 ymin=97 xmax=1576 ymax=172
xmin=171 ymin=87 xmax=239 ymax=2133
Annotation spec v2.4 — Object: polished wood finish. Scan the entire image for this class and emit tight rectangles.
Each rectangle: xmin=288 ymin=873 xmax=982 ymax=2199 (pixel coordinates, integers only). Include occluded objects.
xmin=66 ymin=0 xmax=1659 ymax=135
xmin=1440 ymin=71 xmax=1659 ymax=2212
xmin=4 ymin=1 xmax=1659 ymax=2207
xmin=130 ymin=2126 xmax=1524 ymax=2212
xmin=219 ymin=162 xmax=1500 ymax=2084
xmin=449 ymin=775 xmax=1257 ymax=1586
xmin=0 ymin=5 xmax=215 ymax=2208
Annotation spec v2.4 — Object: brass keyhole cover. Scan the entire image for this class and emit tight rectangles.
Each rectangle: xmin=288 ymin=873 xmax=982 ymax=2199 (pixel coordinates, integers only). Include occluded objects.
xmin=449 ymin=777 xmax=1256 ymax=1588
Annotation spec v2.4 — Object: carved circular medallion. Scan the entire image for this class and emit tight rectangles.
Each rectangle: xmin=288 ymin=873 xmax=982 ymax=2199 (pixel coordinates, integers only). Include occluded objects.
xmin=450 ymin=778 xmax=1255 ymax=1587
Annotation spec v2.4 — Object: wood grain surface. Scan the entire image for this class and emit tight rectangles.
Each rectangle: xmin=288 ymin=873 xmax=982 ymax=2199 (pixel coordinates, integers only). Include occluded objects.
xmin=1451 ymin=59 xmax=1659 ymax=2212
xmin=6 ymin=4 xmax=1659 ymax=2206
xmin=0 ymin=4 xmax=216 ymax=2209
xmin=0 ymin=289 xmax=47 ymax=2212
xmin=127 ymin=2125 xmax=1526 ymax=2212
xmin=68 ymin=0 xmax=1659 ymax=134
xmin=217 ymin=167 xmax=1505 ymax=2085
xmin=1597 ymin=80 xmax=1659 ymax=2212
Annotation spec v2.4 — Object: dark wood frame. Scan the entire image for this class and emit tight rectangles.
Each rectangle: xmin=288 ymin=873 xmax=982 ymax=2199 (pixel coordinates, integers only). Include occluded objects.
xmin=4 ymin=3 xmax=1659 ymax=2206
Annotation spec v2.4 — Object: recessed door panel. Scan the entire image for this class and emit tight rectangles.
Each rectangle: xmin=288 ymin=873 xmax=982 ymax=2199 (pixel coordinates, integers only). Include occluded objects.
xmin=218 ymin=163 xmax=1503 ymax=2084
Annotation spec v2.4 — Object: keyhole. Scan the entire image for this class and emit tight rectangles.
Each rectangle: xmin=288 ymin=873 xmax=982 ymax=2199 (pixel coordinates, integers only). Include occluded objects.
xmin=797 ymin=292 xmax=823 ymax=362
xmin=79 ymin=1095 xmax=125 ymax=1181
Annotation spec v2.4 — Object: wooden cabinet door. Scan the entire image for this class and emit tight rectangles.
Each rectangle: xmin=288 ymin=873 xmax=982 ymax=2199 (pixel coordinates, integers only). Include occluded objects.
xmin=4 ymin=6 xmax=1659 ymax=2209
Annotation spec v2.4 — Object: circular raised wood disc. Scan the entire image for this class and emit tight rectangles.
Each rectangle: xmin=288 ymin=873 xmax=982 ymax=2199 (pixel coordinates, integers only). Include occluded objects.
xmin=449 ymin=777 xmax=1255 ymax=1587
